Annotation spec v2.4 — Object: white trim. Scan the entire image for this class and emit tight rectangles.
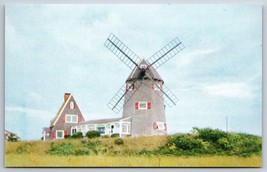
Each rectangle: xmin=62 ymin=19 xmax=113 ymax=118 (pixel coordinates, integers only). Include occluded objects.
xmin=65 ymin=114 xmax=78 ymax=123
xmin=43 ymin=130 xmax=46 ymax=141
xmin=119 ymin=120 xmax=122 ymax=137
xmin=155 ymin=121 xmax=165 ymax=131
xmin=56 ymin=130 xmax=64 ymax=139
xmin=53 ymin=95 xmax=72 ymax=126
xmin=70 ymin=101 xmax=74 ymax=109
xmin=138 ymin=102 xmax=147 ymax=109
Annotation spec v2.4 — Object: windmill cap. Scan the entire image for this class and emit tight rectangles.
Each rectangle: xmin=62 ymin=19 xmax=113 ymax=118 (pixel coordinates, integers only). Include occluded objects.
xmin=126 ymin=59 xmax=164 ymax=83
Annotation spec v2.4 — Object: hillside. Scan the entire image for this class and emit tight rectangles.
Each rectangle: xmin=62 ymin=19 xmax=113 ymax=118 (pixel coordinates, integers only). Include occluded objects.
xmin=5 ymin=128 xmax=262 ymax=167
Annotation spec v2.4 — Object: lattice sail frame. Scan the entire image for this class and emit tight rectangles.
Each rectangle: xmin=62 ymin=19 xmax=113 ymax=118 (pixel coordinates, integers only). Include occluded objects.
xmin=147 ymin=37 xmax=185 ymax=69
xmin=105 ymin=33 xmax=184 ymax=113
xmin=107 ymin=79 xmax=142 ymax=113
xmin=104 ymin=33 xmax=141 ymax=70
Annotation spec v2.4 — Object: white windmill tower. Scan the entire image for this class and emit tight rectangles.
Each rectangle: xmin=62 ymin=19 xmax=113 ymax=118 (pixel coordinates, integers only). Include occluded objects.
xmin=105 ymin=33 xmax=185 ymax=136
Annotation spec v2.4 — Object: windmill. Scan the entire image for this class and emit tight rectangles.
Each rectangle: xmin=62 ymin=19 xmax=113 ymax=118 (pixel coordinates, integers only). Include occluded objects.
xmin=105 ymin=33 xmax=185 ymax=136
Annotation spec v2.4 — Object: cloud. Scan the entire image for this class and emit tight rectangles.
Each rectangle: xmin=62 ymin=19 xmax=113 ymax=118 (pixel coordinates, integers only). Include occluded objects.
xmin=177 ymin=47 xmax=221 ymax=67
xmin=202 ymin=82 xmax=252 ymax=98
xmin=5 ymin=106 xmax=52 ymax=120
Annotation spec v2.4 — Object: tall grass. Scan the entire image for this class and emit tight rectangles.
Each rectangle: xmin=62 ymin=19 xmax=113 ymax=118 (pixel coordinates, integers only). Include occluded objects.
xmin=5 ymin=128 xmax=262 ymax=167
xmin=5 ymin=154 xmax=262 ymax=167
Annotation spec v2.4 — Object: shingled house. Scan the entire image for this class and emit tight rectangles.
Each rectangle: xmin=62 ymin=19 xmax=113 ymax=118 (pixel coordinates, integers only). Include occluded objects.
xmin=42 ymin=93 xmax=85 ymax=140
xmin=43 ymin=93 xmax=131 ymax=140
xmin=5 ymin=130 xmax=20 ymax=142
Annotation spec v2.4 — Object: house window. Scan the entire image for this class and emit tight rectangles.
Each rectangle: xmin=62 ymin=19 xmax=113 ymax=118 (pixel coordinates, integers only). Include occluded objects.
xmin=65 ymin=114 xmax=78 ymax=123
xmin=97 ymin=127 xmax=105 ymax=134
xmin=82 ymin=126 xmax=86 ymax=133
xmin=122 ymin=125 xmax=130 ymax=133
xmin=56 ymin=130 xmax=64 ymax=139
xmin=72 ymin=128 xmax=77 ymax=135
xmin=135 ymin=102 xmax=151 ymax=110
xmin=70 ymin=101 xmax=75 ymax=109
xmin=87 ymin=125 xmax=95 ymax=131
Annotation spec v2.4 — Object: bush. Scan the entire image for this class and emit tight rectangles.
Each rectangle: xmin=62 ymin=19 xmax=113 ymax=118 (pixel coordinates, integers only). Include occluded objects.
xmin=49 ymin=142 xmax=74 ymax=156
xmin=114 ymin=138 xmax=124 ymax=145
xmin=170 ymin=135 xmax=203 ymax=151
xmin=71 ymin=132 xmax=83 ymax=139
xmin=111 ymin=133 xmax=120 ymax=138
xmin=196 ymin=128 xmax=228 ymax=143
xmin=86 ymin=130 xmax=100 ymax=139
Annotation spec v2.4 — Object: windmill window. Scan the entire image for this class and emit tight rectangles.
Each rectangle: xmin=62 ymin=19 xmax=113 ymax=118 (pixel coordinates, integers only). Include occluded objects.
xmin=139 ymin=102 xmax=147 ymax=109
xmin=152 ymin=83 xmax=161 ymax=91
xmin=140 ymin=64 xmax=147 ymax=69
xmin=126 ymin=83 xmax=134 ymax=91
xmin=154 ymin=122 xmax=166 ymax=131
xmin=135 ymin=102 xmax=151 ymax=110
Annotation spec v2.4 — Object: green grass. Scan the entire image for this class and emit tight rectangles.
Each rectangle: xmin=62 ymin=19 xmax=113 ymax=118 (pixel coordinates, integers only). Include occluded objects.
xmin=5 ymin=154 xmax=262 ymax=167
xmin=5 ymin=129 xmax=262 ymax=167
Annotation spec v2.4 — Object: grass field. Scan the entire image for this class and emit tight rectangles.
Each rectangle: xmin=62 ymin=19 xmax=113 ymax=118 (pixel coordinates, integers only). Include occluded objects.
xmin=5 ymin=154 xmax=261 ymax=167
xmin=5 ymin=130 xmax=262 ymax=167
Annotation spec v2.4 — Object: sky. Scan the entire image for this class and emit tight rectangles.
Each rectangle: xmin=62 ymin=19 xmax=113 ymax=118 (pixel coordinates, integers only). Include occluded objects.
xmin=5 ymin=4 xmax=262 ymax=140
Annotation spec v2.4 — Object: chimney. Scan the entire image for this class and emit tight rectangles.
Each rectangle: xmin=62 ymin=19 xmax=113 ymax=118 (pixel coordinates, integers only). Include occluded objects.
xmin=64 ymin=93 xmax=71 ymax=102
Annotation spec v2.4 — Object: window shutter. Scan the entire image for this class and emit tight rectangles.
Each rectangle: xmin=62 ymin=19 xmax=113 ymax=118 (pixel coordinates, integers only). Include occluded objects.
xmin=152 ymin=84 xmax=155 ymax=90
xmin=164 ymin=123 xmax=167 ymax=131
xmin=135 ymin=102 xmax=139 ymax=109
xmin=52 ymin=130 xmax=56 ymax=138
xmin=62 ymin=115 xmax=65 ymax=122
xmin=64 ymin=130 xmax=68 ymax=137
xmin=78 ymin=115 xmax=81 ymax=122
xmin=132 ymin=83 xmax=135 ymax=90
xmin=147 ymin=102 xmax=151 ymax=109
xmin=153 ymin=122 xmax=158 ymax=129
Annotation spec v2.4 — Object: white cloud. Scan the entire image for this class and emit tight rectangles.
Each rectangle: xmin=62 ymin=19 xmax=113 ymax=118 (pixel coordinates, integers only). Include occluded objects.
xmin=203 ymin=82 xmax=252 ymax=98
xmin=5 ymin=106 xmax=52 ymax=120
xmin=177 ymin=47 xmax=221 ymax=67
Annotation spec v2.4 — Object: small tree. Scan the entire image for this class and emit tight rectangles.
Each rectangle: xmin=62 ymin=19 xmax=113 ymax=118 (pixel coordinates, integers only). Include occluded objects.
xmin=86 ymin=130 xmax=100 ymax=139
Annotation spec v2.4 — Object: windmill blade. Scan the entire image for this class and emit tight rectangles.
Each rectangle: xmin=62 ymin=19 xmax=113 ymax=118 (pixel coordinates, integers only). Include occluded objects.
xmin=145 ymin=73 xmax=178 ymax=107
xmin=107 ymin=79 xmax=142 ymax=113
xmin=147 ymin=37 xmax=185 ymax=69
xmin=104 ymin=33 xmax=142 ymax=70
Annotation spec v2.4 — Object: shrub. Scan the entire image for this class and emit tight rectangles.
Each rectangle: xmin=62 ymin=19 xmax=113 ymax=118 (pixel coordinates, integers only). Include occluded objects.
xmin=111 ymin=133 xmax=120 ymax=138
xmin=86 ymin=130 xmax=100 ymax=139
xmin=114 ymin=138 xmax=124 ymax=145
xmin=171 ymin=135 xmax=203 ymax=151
xmin=49 ymin=142 xmax=74 ymax=156
xmin=71 ymin=132 xmax=83 ymax=139
xmin=196 ymin=128 xmax=228 ymax=143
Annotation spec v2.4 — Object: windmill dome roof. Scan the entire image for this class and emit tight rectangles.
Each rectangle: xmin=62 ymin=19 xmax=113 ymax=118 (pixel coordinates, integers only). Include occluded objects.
xmin=126 ymin=59 xmax=164 ymax=83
